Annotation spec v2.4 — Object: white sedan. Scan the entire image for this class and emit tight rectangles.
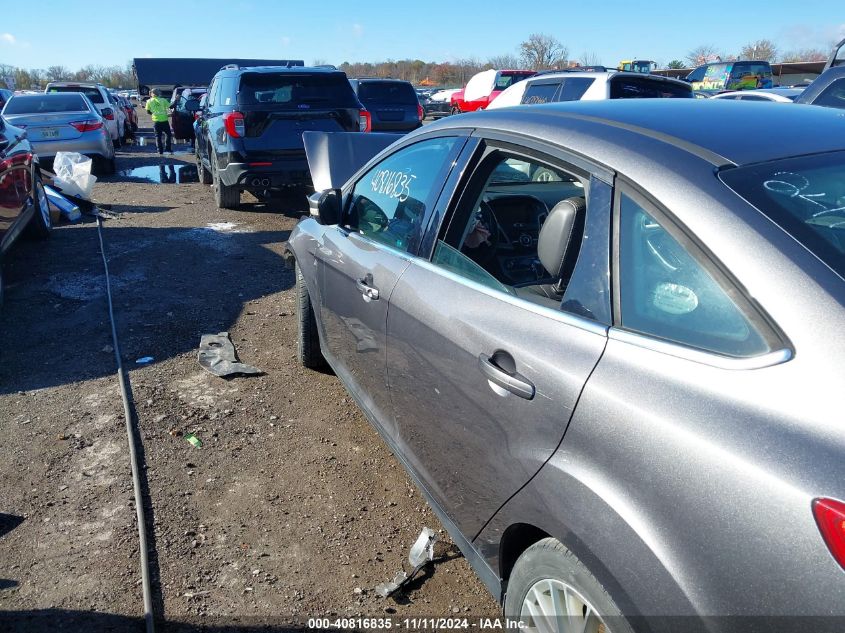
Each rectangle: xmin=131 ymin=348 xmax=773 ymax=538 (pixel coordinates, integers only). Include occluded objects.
xmin=710 ymin=88 xmax=805 ymax=102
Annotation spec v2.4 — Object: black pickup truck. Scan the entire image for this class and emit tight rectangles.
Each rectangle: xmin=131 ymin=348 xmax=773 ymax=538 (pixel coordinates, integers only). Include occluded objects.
xmin=194 ymin=65 xmax=371 ymax=210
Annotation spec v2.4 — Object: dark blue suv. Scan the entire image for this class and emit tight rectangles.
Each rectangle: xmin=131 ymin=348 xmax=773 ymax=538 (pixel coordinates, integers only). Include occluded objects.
xmin=195 ymin=65 xmax=370 ymax=209
xmin=349 ymin=78 xmax=423 ymax=133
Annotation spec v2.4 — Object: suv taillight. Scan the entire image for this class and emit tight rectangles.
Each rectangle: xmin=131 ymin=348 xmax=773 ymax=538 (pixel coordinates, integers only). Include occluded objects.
xmin=813 ymin=498 xmax=845 ymax=570
xmin=102 ymin=107 xmax=114 ymax=120
xmin=223 ymin=111 xmax=246 ymax=138
xmin=70 ymin=120 xmax=104 ymax=132
xmin=417 ymin=103 xmax=424 ymax=121
xmin=358 ymin=109 xmax=372 ymax=133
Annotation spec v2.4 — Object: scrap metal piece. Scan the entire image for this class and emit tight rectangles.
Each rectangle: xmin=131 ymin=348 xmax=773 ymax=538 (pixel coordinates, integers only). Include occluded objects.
xmin=408 ymin=527 xmax=438 ymax=567
xmin=375 ymin=570 xmax=408 ymax=598
xmin=374 ymin=527 xmax=439 ymax=598
xmin=198 ymin=332 xmax=262 ymax=377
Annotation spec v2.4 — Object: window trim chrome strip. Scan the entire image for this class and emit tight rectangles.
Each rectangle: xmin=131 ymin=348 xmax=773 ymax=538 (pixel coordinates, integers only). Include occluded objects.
xmin=608 ymin=327 xmax=793 ymax=370
xmin=409 ymin=257 xmax=609 ymax=337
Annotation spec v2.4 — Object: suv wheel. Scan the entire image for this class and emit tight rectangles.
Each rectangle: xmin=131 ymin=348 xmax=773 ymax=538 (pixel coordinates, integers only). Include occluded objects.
xmin=504 ymin=538 xmax=633 ymax=633
xmin=197 ymin=147 xmax=212 ymax=185
xmin=296 ymin=261 xmax=326 ymax=369
xmin=212 ymin=152 xmax=240 ymax=209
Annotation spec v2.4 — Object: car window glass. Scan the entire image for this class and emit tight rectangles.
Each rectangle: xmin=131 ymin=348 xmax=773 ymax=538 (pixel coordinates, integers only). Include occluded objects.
xmin=618 ymin=193 xmax=771 ymax=356
xmin=522 ymin=82 xmax=561 ymax=105
xmin=346 ymin=137 xmax=461 ymax=253
xmin=558 ymin=78 xmax=595 ymax=101
xmin=47 ymin=85 xmax=104 ymax=104
xmin=358 ymin=82 xmax=417 ymax=105
xmin=610 ymin=77 xmax=691 ymax=99
xmin=433 ymin=150 xmax=589 ymax=312
xmin=4 ymin=94 xmax=87 ymax=114
xmin=738 ymin=95 xmax=767 ymax=101
xmin=719 ymin=151 xmax=845 ymax=279
xmin=206 ymin=79 xmax=218 ymax=107
xmin=812 ymin=78 xmax=845 ymax=109
xmin=218 ymin=77 xmax=237 ymax=106
xmin=686 ymin=66 xmax=707 ymax=83
xmin=237 ymin=73 xmax=358 ymax=108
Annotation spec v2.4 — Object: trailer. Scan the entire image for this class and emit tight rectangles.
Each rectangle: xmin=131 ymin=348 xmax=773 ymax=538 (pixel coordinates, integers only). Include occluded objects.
xmin=132 ymin=58 xmax=305 ymax=100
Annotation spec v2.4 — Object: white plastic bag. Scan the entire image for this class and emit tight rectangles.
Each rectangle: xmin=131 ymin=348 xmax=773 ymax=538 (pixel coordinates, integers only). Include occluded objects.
xmin=53 ymin=152 xmax=97 ymax=200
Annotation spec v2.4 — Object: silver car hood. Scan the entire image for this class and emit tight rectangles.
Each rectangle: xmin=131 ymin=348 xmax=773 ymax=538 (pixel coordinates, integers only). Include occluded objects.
xmin=303 ymin=131 xmax=400 ymax=192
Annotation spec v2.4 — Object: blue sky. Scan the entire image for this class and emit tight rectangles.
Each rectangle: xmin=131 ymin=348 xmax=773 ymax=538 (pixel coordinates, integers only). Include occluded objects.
xmin=1 ymin=0 xmax=843 ymax=70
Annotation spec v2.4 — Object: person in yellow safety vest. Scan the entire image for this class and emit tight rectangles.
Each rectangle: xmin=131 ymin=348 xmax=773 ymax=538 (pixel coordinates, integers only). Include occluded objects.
xmin=145 ymin=88 xmax=173 ymax=155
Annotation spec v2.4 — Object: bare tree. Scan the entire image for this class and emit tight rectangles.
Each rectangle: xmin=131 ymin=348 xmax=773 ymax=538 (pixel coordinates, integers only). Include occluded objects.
xmin=519 ymin=33 xmax=568 ymax=70
xmin=686 ymin=44 xmax=720 ymax=67
xmin=780 ymin=48 xmax=829 ymax=62
xmin=578 ymin=52 xmax=602 ymax=67
xmin=739 ymin=39 xmax=778 ymax=62
xmin=45 ymin=65 xmax=72 ymax=81
xmin=487 ymin=54 xmax=522 ymax=69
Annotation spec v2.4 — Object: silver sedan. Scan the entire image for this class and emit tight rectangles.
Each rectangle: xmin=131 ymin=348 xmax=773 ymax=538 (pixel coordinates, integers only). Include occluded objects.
xmin=289 ymin=99 xmax=845 ymax=632
xmin=1 ymin=93 xmax=115 ymax=175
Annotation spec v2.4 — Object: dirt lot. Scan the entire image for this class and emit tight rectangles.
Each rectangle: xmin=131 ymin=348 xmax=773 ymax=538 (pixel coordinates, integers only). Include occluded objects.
xmin=0 ymin=109 xmax=499 ymax=631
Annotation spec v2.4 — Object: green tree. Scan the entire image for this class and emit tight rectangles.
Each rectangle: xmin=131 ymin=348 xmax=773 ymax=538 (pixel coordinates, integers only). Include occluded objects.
xmin=666 ymin=59 xmax=686 ymax=69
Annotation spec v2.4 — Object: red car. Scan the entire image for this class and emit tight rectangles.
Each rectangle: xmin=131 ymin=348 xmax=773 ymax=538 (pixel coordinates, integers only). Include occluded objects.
xmin=450 ymin=69 xmax=535 ymax=114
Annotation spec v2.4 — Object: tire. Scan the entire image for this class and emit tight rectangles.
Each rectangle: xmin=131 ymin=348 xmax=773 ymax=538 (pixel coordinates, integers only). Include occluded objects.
xmin=25 ymin=172 xmax=52 ymax=239
xmin=212 ymin=152 xmax=239 ymax=209
xmin=197 ymin=148 xmax=212 ymax=185
xmin=504 ymin=538 xmax=633 ymax=633
xmin=296 ymin=261 xmax=326 ymax=369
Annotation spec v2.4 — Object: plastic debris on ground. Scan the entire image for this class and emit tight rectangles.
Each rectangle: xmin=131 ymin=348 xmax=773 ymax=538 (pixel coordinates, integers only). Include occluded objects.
xmin=184 ymin=433 xmax=203 ymax=448
xmin=136 ymin=356 xmax=154 ymax=365
xmin=52 ymin=152 xmax=97 ymax=200
xmin=44 ymin=186 xmax=81 ymax=222
xmin=375 ymin=527 xmax=439 ymax=598
xmin=197 ymin=332 xmax=262 ymax=377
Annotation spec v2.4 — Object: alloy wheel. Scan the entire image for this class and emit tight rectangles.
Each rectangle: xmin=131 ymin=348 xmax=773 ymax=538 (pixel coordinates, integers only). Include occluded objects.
xmin=520 ymin=579 xmax=608 ymax=633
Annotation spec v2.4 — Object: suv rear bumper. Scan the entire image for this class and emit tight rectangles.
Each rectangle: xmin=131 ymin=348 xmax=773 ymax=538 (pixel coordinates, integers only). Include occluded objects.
xmin=219 ymin=159 xmax=311 ymax=189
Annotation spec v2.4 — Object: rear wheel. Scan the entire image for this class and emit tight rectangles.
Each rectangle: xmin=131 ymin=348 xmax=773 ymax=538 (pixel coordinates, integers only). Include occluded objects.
xmin=212 ymin=152 xmax=240 ymax=209
xmin=197 ymin=147 xmax=212 ymax=184
xmin=94 ymin=151 xmax=116 ymax=176
xmin=296 ymin=261 xmax=326 ymax=369
xmin=26 ymin=172 xmax=52 ymax=239
xmin=504 ymin=538 xmax=633 ymax=633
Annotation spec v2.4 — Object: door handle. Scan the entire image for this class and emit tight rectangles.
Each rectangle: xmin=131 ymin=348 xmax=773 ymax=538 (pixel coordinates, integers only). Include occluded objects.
xmin=478 ymin=353 xmax=535 ymax=400
xmin=356 ymin=275 xmax=380 ymax=301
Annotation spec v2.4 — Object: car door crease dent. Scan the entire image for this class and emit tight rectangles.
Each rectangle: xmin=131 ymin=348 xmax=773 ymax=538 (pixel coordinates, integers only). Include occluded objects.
xmin=470 ymin=335 xmax=610 ymax=544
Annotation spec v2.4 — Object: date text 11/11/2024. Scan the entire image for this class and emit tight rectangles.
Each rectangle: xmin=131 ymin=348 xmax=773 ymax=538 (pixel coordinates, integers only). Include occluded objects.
xmin=307 ymin=617 xmax=528 ymax=630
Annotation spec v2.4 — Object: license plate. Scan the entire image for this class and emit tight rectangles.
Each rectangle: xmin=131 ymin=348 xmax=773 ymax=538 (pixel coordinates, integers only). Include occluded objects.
xmin=41 ymin=128 xmax=59 ymax=139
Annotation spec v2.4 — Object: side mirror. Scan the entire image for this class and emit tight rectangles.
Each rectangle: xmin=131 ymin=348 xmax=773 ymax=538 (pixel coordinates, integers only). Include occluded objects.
xmin=316 ymin=188 xmax=342 ymax=225
xmin=184 ymin=99 xmax=201 ymax=113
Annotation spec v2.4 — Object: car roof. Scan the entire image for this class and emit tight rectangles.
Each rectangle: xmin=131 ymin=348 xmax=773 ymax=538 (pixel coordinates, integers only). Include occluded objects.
xmin=527 ymin=70 xmax=688 ymax=85
xmin=225 ymin=65 xmax=340 ymax=74
xmin=430 ymin=99 xmax=845 ymax=166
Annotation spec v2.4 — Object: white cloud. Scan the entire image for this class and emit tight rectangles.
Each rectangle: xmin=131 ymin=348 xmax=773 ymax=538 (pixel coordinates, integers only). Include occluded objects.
xmin=0 ymin=33 xmax=15 ymax=45
xmin=352 ymin=23 xmax=364 ymax=38
xmin=280 ymin=36 xmax=291 ymax=47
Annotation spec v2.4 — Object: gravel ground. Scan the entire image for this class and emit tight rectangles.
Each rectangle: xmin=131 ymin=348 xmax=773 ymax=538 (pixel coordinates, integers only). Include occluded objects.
xmin=0 ymin=109 xmax=499 ymax=631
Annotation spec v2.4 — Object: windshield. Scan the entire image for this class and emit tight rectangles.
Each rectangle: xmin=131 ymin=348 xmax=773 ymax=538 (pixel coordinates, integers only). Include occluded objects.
xmin=4 ymin=94 xmax=89 ymax=114
xmin=720 ymin=151 xmax=845 ymax=279
xmin=237 ymin=73 xmax=358 ymax=108
xmin=495 ymin=72 xmax=532 ymax=91
xmin=46 ymin=85 xmax=104 ymax=104
xmin=358 ymin=81 xmax=418 ymax=105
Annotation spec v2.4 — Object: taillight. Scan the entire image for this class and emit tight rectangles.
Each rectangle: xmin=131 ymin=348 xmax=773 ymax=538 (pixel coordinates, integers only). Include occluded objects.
xmin=70 ymin=120 xmax=104 ymax=132
xmin=0 ymin=152 xmax=33 ymax=171
xmin=813 ymin=498 xmax=845 ymax=570
xmin=358 ymin=109 xmax=371 ymax=133
xmin=102 ymin=107 xmax=114 ymax=120
xmin=223 ymin=111 xmax=245 ymax=138
xmin=417 ymin=103 xmax=424 ymax=121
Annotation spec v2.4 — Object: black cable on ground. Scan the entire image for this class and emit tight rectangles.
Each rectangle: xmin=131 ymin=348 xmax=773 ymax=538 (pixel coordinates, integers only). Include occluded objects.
xmin=95 ymin=214 xmax=155 ymax=633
